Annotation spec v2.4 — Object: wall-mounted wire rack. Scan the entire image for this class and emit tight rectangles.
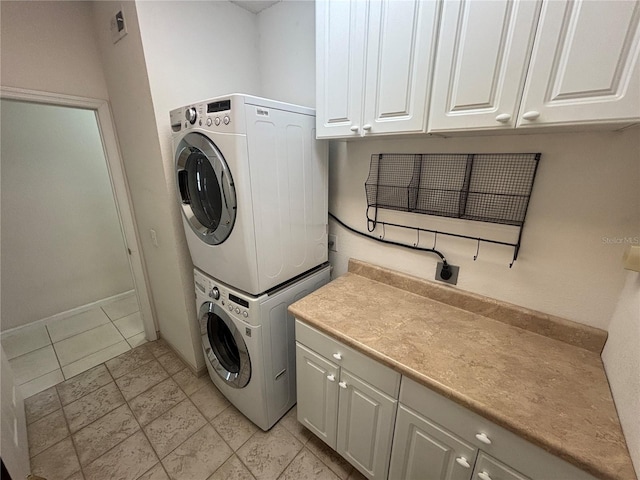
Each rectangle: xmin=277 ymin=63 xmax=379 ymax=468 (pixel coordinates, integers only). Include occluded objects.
xmin=365 ymin=153 xmax=541 ymax=267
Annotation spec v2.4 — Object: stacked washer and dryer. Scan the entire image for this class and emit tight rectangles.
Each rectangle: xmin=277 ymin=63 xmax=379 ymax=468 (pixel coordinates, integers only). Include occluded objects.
xmin=170 ymin=94 xmax=330 ymax=430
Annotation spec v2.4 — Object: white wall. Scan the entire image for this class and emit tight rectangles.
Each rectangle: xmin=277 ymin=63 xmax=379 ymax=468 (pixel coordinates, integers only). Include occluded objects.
xmin=0 ymin=1 xmax=108 ymax=100
xmin=602 ymin=271 xmax=640 ymax=474
xmin=329 ymin=128 xmax=640 ymax=331
xmin=257 ymin=0 xmax=316 ymax=107
xmin=0 ymin=100 xmax=133 ymax=331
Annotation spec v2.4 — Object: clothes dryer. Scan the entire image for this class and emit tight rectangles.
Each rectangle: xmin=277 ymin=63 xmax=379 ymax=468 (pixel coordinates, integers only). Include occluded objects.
xmin=172 ymin=94 xmax=328 ymax=295
xmin=194 ymin=264 xmax=331 ymax=430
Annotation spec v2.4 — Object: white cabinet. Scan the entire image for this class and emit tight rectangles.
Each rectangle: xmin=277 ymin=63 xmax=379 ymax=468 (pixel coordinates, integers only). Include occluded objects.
xmin=518 ymin=0 xmax=640 ymax=127
xmin=316 ymin=0 xmax=441 ymax=138
xmin=472 ymin=452 xmax=531 ymax=480
xmin=295 ymin=321 xmax=400 ymax=479
xmin=429 ymin=0 xmax=542 ymax=131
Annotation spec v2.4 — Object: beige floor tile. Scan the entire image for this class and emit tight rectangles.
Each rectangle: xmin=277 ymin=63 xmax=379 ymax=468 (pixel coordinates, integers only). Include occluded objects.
xmin=173 ymin=368 xmax=211 ymax=396
xmin=24 ymin=386 xmax=62 ymax=424
xmin=105 ymin=344 xmax=154 ymax=379
xmin=147 ymin=338 xmax=173 ymax=358
xmin=47 ymin=308 xmax=111 ymax=343
xmin=27 ymin=409 xmax=69 ymax=458
xmin=279 ymin=448 xmax=341 ymax=480
xmin=279 ymin=406 xmax=312 ymax=445
xmin=207 ymin=454 xmax=256 ymax=480
xmin=211 ymin=405 xmax=258 ymax=451
xmin=127 ymin=331 xmax=148 ymax=348
xmin=129 ymin=378 xmax=187 ymax=425
xmin=9 ymin=345 xmax=59 ymax=385
xmin=236 ymin=424 xmax=303 ymax=480
xmin=1 ymin=323 xmax=51 ymax=360
xmin=20 ymin=368 xmax=65 ymax=399
xmin=138 ymin=463 xmax=171 ymax=480
xmin=61 ymin=340 xmax=131 ymax=379
xmin=114 ymin=311 xmax=144 ymax=339
xmin=161 ymin=424 xmax=233 ymax=480
xmin=54 ymin=323 xmax=125 ymax=366
xmin=144 ymin=399 xmax=207 ymax=459
xmin=101 ymin=293 xmax=139 ymax=321
xmin=56 ymin=364 xmax=113 ymax=406
xmin=306 ymin=435 xmax=352 ymax=480
xmin=30 ymin=437 xmax=81 ymax=480
xmin=115 ymin=359 xmax=169 ymax=401
xmin=84 ymin=430 xmax=158 ymax=480
xmin=156 ymin=351 xmax=187 ymax=376
xmin=190 ymin=382 xmax=230 ymax=421
xmin=63 ymin=381 xmax=124 ymax=433
xmin=73 ymin=403 xmax=140 ymax=466
xmin=66 ymin=470 xmax=85 ymax=480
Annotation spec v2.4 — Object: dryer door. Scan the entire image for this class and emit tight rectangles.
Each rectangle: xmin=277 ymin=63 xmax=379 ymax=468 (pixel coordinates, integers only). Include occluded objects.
xmin=199 ymin=302 xmax=251 ymax=388
xmin=176 ymin=132 xmax=237 ymax=245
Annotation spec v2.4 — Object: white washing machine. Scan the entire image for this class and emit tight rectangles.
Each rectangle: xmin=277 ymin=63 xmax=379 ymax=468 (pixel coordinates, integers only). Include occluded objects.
xmin=195 ymin=263 xmax=331 ymax=431
xmin=172 ymin=94 xmax=328 ymax=295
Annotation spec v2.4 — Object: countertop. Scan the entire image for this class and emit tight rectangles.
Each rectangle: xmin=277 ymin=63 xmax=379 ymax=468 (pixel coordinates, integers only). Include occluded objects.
xmin=288 ymin=259 xmax=636 ymax=480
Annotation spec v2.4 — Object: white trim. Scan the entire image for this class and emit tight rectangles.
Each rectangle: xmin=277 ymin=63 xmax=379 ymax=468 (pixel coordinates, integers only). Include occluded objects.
xmin=0 ymin=86 xmax=158 ymax=341
xmin=0 ymin=290 xmax=136 ymax=337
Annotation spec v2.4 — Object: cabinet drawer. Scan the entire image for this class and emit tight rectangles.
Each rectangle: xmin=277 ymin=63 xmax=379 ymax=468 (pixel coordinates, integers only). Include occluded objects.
xmin=295 ymin=320 xmax=400 ymax=398
xmin=400 ymin=377 xmax=598 ymax=480
xmin=472 ymin=452 xmax=530 ymax=480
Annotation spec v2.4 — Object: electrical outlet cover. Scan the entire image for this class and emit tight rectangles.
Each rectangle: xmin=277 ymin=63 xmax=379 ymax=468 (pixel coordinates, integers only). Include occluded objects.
xmin=435 ymin=262 xmax=459 ymax=285
xmin=110 ymin=7 xmax=127 ymax=44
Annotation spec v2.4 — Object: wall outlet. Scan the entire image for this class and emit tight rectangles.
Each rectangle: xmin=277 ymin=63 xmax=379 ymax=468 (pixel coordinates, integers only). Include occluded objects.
xmin=328 ymin=234 xmax=338 ymax=252
xmin=110 ymin=7 xmax=127 ymax=44
xmin=435 ymin=262 xmax=459 ymax=285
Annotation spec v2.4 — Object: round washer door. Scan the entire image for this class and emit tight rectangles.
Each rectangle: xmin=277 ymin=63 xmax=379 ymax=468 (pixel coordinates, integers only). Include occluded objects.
xmin=199 ymin=302 xmax=251 ymax=388
xmin=176 ymin=132 xmax=237 ymax=245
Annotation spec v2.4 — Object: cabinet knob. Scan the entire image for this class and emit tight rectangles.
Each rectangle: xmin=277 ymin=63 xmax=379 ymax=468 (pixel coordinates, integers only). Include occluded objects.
xmin=338 ymin=381 xmax=348 ymax=389
xmin=495 ymin=113 xmax=511 ymax=123
xmin=475 ymin=432 xmax=492 ymax=445
xmin=327 ymin=374 xmax=335 ymax=382
xmin=455 ymin=457 xmax=471 ymax=468
xmin=350 ymin=125 xmax=359 ymax=132
xmin=522 ymin=110 xmax=540 ymax=121
xmin=478 ymin=472 xmax=492 ymax=480
xmin=362 ymin=124 xmax=372 ymax=131
xmin=332 ymin=353 xmax=342 ymax=360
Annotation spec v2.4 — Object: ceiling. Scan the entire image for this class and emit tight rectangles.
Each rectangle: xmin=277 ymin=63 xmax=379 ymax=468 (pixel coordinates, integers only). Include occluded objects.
xmin=229 ymin=1 xmax=281 ymax=14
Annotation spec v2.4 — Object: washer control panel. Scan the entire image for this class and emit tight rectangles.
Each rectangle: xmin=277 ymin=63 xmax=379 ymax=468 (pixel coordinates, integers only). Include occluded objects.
xmin=194 ymin=270 xmax=253 ymax=324
xmin=170 ymin=98 xmax=234 ymax=134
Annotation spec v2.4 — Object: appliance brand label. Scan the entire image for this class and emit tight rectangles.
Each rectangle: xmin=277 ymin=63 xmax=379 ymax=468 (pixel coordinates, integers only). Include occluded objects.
xmin=256 ymin=107 xmax=270 ymax=117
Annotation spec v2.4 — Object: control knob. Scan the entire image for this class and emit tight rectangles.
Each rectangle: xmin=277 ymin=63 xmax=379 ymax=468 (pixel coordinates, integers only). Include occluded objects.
xmin=209 ymin=287 xmax=220 ymax=300
xmin=185 ymin=107 xmax=197 ymax=125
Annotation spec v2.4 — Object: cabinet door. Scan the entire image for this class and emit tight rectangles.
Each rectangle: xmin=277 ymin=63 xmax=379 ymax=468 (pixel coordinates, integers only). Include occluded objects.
xmin=362 ymin=0 xmax=440 ymax=135
xmin=336 ymin=369 xmax=397 ymax=479
xmin=429 ymin=0 xmax=541 ymax=132
xmin=472 ymin=452 xmax=531 ymax=480
xmin=316 ymin=0 xmax=368 ymax=138
xmin=295 ymin=343 xmax=339 ymax=449
xmin=519 ymin=0 xmax=640 ymax=126
xmin=389 ymin=404 xmax=478 ymax=480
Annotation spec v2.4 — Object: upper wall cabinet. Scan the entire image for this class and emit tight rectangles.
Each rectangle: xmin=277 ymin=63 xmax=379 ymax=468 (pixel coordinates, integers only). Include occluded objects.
xmin=429 ymin=0 xmax=542 ymax=132
xmin=518 ymin=0 xmax=640 ymax=128
xmin=316 ymin=0 xmax=441 ymax=138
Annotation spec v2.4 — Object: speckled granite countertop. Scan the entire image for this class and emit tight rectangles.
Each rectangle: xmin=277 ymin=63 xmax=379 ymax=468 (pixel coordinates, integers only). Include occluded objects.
xmin=288 ymin=260 xmax=636 ymax=480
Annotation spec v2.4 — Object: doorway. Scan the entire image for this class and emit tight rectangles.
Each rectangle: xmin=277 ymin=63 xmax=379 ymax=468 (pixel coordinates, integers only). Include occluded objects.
xmin=0 ymin=88 xmax=156 ymax=397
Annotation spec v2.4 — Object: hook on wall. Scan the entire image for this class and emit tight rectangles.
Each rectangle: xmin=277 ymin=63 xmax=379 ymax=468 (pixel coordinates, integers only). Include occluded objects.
xmin=473 ymin=238 xmax=481 ymax=261
xmin=432 ymin=232 xmax=438 ymax=250
xmin=380 ymin=223 xmax=386 ymax=240
xmin=414 ymin=229 xmax=420 ymax=247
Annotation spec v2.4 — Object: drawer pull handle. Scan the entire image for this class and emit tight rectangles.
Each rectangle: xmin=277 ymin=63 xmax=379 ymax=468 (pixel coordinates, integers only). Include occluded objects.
xmin=475 ymin=433 xmax=492 ymax=445
xmin=495 ymin=113 xmax=511 ymax=123
xmin=350 ymin=125 xmax=359 ymax=132
xmin=522 ymin=110 xmax=540 ymax=121
xmin=455 ymin=457 xmax=471 ymax=468
xmin=332 ymin=353 xmax=342 ymax=360
xmin=338 ymin=381 xmax=348 ymax=389
xmin=478 ymin=472 xmax=492 ymax=480
xmin=327 ymin=374 xmax=335 ymax=382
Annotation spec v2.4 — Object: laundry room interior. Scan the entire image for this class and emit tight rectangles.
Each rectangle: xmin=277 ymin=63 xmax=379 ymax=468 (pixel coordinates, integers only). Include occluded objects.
xmin=0 ymin=1 xmax=638 ymax=480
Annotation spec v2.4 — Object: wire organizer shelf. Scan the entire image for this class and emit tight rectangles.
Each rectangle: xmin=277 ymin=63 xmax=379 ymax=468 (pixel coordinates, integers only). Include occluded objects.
xmin=365 ymin=153 xmax=541 ymax=266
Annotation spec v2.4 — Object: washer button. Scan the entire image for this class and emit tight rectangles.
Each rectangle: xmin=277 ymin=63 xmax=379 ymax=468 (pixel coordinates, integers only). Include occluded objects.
xmin=223 ymin=115 xmax=230 ymax=125
xmin=235 ymin=307 xmax=240 ymax=314
xmin=228 ymin=305 xmax=233 ymax=311
xmin=214 ymin=117 xmax=221 ymax=126
xmin=206 ymin=117 xmax=212 ymax=126
xmin=243 ymin=311 xmax=248 ymax=318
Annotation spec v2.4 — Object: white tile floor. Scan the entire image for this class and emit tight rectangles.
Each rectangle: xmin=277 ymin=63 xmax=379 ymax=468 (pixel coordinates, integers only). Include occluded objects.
xmin=1 ymin=293 xmax=145 ymax=399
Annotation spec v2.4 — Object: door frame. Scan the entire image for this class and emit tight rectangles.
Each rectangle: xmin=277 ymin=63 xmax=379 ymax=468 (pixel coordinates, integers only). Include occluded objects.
xmin=0 ymin=86 xmax=158 ymax=340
